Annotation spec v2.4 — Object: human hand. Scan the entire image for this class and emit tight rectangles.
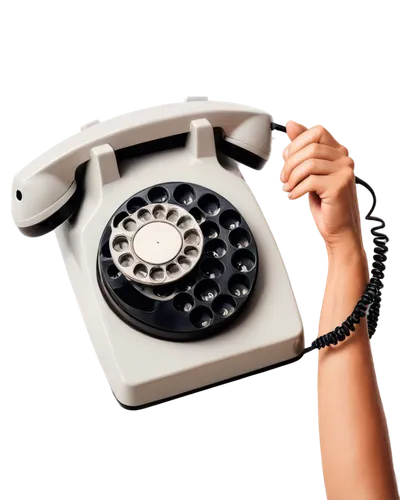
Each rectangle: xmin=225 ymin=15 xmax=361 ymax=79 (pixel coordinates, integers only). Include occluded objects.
xmin=281 ymin=121 xmax=365 ymax=256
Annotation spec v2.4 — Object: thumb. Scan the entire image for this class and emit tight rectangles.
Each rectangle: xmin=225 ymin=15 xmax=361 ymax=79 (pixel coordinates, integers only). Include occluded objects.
xmin=286 ymin=120 xmax=308 ymax=141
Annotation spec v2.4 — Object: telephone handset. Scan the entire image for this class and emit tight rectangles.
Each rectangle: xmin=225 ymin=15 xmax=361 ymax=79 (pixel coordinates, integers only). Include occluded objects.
xmin=11 ymin=99 xmax=273 ymax=236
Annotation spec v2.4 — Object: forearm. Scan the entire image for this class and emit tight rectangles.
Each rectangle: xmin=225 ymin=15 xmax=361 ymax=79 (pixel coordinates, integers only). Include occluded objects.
xmin=318 ymin=238 xmax=398 ymax=499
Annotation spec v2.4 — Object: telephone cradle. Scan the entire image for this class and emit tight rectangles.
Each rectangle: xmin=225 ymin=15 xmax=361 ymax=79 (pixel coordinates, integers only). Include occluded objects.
xmin=11 ymin=97 xmax=388 ymax=409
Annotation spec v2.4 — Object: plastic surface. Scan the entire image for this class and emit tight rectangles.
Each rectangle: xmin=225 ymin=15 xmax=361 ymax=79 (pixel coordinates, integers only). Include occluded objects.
xmin=97 ymin=182 xmax=258 ymax=341
xmin=108 ymin=202 xmax=203 ymax=285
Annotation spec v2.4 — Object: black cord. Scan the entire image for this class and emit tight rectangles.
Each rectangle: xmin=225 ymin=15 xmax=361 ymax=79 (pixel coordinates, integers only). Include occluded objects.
xmin=271 ymin=120 xmax=286 ymax=135
xmin=301 ymin=175 xmax=390 ymax=358
xmin=271 ymin=122 xmax=389 ymax=353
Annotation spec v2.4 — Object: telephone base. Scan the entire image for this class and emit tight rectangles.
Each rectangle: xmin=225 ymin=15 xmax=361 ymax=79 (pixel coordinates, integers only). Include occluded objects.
xmin=53 ymin=116 xmax=303 ymax=408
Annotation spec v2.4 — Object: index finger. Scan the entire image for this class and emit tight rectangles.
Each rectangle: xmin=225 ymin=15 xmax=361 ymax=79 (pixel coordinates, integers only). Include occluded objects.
xmin=283 ymin=124 xmax=342 ymax=160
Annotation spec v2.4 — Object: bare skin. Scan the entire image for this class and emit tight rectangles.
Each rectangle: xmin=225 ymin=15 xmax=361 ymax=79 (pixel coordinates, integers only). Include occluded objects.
xmin=281 ymin=122 xmax=399 ymax=500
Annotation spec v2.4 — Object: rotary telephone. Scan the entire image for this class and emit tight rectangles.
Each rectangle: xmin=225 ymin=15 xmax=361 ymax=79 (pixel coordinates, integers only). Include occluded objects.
xmin=11 ymin=97 xmax=387 ymax=409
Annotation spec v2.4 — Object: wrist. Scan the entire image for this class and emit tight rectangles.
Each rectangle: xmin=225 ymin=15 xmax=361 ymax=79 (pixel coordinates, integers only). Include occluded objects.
xmin=321 ymin=234 xmax=370 ymax=340
xmin=325 ymin=230 xmax=364 ymax=257
xmin=325 ymin=232 xmax=367 ymax=268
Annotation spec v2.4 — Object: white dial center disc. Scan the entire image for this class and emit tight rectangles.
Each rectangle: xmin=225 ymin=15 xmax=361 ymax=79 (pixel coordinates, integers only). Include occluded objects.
xmin=133 ymin=222 xmax=182 ymax=265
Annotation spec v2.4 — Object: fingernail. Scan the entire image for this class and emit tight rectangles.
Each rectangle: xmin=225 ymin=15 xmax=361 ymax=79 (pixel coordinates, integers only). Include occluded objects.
xmin=283 ymin=147 xmax=289 ymax=159
xmin=287 ymin=192 xmax=293 ymax=199
xmin=282 ymin=183 xmax=290 ymax=192
xmin=280 ymin=170 xmax=285 ymax=182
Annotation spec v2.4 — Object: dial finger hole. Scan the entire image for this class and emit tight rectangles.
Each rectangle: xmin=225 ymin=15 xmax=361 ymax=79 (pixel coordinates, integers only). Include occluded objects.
xmin=189 ymin=207 xmax=205 ymax=224
xmin=101 ymin=242 xmax=111 ymax=259
xmin=229 ymin=227 xmax=251 ymax=248
xmin=107 ymin=264 xmax=121 ymax=279
xmin=184 ymin=246 xmax=199 ymax=258
xmin=201 ymin=220 xmax=220 ymax=239
xmin=148 ymin=186 xmax=169 ymax=203
xmin=113 ymin=211 xmax=128 ymax=228
xmin=204 ymin=238 xmax=227 ymax=258
xmin=134 ymin=263 xmax=148 ymax=279
xmin=113 ymin=236 xmax=129 ymax=252
xmin=177 ymin=215 xmax=193 ymax=230
xmin=174 ymin=184 xmax=196 ymax=205
xmin=184 ymin=229 xmax=201 ymax=245
xmin=228 ymin=274 xmax=251 ymax=297
xmin=232 ymin=249 xmax=256 ymax=272
xmin=198 ymin=194 xmax=220 ymax=215
xmin=194 ymin=279 xmax=220 ymax=302
xmin=201 ymin=259 xmax=225 ymax=279
xmin=127 ymin=197 xmax=146 ymax=214
xmin=153 ymin=205 xmax=166 ymax=219
xmin=177 ymin=256 xmax=191 ymax=271
xmin=122 ymin=218 xmax=137 ymax=232
xmin=173 ymin=293 xmax=194 ymax=313
xmin=212 ymin=295 xmax=236 ymax=317
xmin=166 ymin=209 xmax=179 ymax=223
xmin=166 ymin=262 xmax=181 ymax=278
xmin=154 ymin=283 xmax=175 ymax=298
xmin=149 ymin=267 xmax=165 ymax=282
xmin=176 ymin=272 xmax=196 ymax=292
xmin=137 ymin=208 xmax=152 ymax=222
xmin=220 ymin=209 xmax=241 ymax=230
xmin=189 ymin=306 xmax=213 ymax=329
xmin=119 ymin=253 xmax=134 ymax=267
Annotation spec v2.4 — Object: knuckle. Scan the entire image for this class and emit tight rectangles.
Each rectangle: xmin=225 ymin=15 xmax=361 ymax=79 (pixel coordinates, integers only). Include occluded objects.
xmin=340 ymin=145 xmax=349 ymax=156
xmin=306 ymin=159 xmax=316 ymax=171
xmin=346 ymin=156 xmax=355 ymax=169
xmin=309 ymin=143 xmax=320 ymax=156
xmin=347 ymin=167 xmax=355 ymax=181
xmin=314 ymin=125 xmax=325 ymax=136
xmin=304 ymin=174 xmax=318 ymax=190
